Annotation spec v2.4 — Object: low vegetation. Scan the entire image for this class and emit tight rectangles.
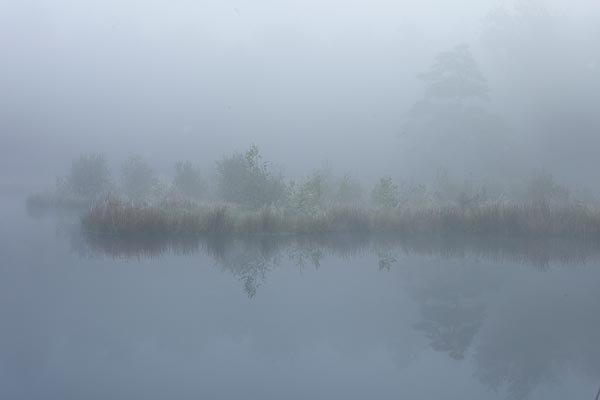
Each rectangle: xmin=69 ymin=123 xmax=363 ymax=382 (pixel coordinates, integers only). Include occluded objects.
xmin=216 ymin=144 xmax=286 ymax=208
xmin=81 ymin=197 xmax=600 ymax=240
xmin=28 ymin=146 xmax=600 ymax=242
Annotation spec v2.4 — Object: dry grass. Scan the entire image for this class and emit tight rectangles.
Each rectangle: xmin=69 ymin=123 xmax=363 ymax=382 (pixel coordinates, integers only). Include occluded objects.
xmin=81 ymin=198 xmax=600 ymax=240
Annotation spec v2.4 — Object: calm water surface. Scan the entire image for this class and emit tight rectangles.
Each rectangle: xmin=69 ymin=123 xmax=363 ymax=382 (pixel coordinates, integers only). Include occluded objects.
xmin=1 ymin=194 xmax=599 ymax=399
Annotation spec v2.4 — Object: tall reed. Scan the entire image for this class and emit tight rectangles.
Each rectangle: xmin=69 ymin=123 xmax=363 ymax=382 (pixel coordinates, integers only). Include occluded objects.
xmin=81 ymin=199 xmax=600 ymax=240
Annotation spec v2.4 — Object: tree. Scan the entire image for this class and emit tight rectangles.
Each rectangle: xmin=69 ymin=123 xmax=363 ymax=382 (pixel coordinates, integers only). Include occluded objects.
xmin=287 ymin=171 xmax=327 ymax=215
xmin=67 ymin=153 xmax=111 ymax=197
xmin=121 ymin=155 xmax=158 ymax=200
xmin=403 ymin=44 xmax=509 ymax=179
xmin=371 ymin=177 xmax=399 ymax=209
xmin=482 ymin=1 xmax=600 ymax=181
xmin=418 ymin=44 xmax=489 ymax=103
xmin=216 ymin=145 xmax=285 ymax=208
xmin=173 ymin=161 xmax=206 ymax=199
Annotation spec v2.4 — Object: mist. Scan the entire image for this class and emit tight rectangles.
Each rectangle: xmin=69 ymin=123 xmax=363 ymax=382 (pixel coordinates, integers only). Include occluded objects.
xmin=3 ymin=0 xmax=599 ymax=190
xmin=3 ymin=2 xmax=600 ymax=399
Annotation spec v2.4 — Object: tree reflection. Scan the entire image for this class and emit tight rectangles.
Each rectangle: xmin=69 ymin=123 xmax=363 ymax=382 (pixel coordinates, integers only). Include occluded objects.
xmin=77 ymin=229 xmax=600 ymax=270
xmin=62 ymin=227 xmax=600 ymax=397
xmin=473 ymin=276 xmax=600 ymax=399
xmin=414 ymin=302 xmax=485 ymax=360
xmin=409 ymin=263 xmax=491 ymax=361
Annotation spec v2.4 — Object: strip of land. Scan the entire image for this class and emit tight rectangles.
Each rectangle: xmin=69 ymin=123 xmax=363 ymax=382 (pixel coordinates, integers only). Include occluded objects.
xmin=81 ymin=198 xmax=600 ymax=239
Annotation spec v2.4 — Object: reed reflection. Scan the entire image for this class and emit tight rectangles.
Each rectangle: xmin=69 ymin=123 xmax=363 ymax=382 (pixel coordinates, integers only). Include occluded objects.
xmin=60 ymin=229 xmax=600 ymax=398
xmin=77 ymin=229 xmax=600 ymax=270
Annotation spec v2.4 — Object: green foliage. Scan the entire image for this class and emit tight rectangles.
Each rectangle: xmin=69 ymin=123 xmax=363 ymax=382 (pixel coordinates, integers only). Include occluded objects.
xmin=371 ymin=177 xmax=399 ymax=209
xmin=418 ymin=44 xmax=489 ymax=102
xmin=216 ymin=145 xmax=285 ymax=208
xmin=173 ymin=161 xmax=206 ymax=199
xmin=67 ymin=153 xmax=111 ymax=197
xmin=398 ymin=181 xmax=430 ymax=209
xmin=121 ymin=155 xmax=158 ymax=200
xmin=402 ymin=44 xmax=511 ymax=180
xmin=287 ymin=171 xmax=327 ymax=215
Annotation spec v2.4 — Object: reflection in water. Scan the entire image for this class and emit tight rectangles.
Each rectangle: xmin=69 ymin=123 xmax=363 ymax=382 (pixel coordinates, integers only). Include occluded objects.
xmin=74 ymin=232 xmax=371 ymax=298
xmin=3 ymin=193 xmax=598 ymax=400
xmin=412 ymin=283 xmax=486 ymax=360
xmin=406 ymin=258 xmax=600 ymax=400
xmin=14 ymin=219 xmax=593 ymax=399
xmin=76 ymin=228 xmax=600 ymax=270
xmin=473 ymin=275 xmax=600 ymax=400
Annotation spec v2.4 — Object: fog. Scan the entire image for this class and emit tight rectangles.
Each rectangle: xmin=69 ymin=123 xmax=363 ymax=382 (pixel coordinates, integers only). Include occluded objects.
xmin=2 ymin=0 xmax=599 ymax=191
xmin=3 ymin=3 xmax=600 ymax=398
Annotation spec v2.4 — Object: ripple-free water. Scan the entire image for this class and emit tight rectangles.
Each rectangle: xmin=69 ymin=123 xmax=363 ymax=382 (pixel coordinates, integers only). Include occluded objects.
xmin=2 ymin=194 xmax=599 ymax=399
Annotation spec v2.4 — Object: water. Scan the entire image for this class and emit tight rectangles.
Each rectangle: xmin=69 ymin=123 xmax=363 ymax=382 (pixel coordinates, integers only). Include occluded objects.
xmin=2 ymin=193 xmax=600 ymax=399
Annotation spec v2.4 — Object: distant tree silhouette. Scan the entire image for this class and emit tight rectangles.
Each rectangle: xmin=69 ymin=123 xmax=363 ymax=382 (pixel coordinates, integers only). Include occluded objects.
xmin=403 ymin=44 xmax=509 ymax=179
xmin=371 ymin=177 xmax=399 ymax=209
xmin=418 ymin=44 xmax=489 ymax=104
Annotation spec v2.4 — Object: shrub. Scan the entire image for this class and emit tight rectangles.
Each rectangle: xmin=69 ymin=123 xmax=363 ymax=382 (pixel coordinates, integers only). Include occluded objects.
xmin=287 ymin=171 xmax=327 ymax=215
xmin=371 ymin=177 xmax=399 ymax=209
xmin=398 ymin=181 xmax=430 ymax=210
xmin=67 ymin=153 xmax=111 ymax=197
xmin=216 ymin=145 xmax=285 ymax=208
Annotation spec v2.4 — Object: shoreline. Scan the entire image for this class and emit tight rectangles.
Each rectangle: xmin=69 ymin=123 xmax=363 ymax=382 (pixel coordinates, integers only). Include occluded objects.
xmin=80 ymin=199 xmax=600 ymax=240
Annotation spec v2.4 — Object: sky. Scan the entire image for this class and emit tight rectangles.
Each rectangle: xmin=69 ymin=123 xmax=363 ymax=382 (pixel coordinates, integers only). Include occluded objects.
xmin=1 ymin=0 xmax=599 ymax=189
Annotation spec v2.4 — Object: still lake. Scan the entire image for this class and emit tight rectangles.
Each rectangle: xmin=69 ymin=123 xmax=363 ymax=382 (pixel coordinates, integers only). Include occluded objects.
xmin=1 ymin=193 xmax=599 ymax=399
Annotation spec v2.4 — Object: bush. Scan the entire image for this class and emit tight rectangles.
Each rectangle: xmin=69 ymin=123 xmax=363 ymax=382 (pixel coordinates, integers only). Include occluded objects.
xmin=398 ymin=181 xmax=429 ymax=210
xmin=67 ymin=153 xmax=111 ymax=197
xmin=287 ymin=171 xmax=327 ymax=215
xmin=371 ymin=177 xmax=399 ymax=209
xmin=121 ymin=155 xmax=158 ymax=200
xmin=216 ymin=145 xmax=285 ymax=208
xmin=173 ymin=161 xmax=206 ymax=199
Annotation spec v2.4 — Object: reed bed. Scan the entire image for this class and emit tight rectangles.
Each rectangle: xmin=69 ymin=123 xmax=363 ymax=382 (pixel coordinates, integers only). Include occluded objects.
xmin=81 ymin=198 xmax=600 ymax=240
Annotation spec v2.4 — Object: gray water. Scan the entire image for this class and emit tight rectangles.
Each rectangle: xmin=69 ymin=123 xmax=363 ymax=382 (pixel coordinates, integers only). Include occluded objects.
xmin=1 ymin=193 xmax=599 ymax=400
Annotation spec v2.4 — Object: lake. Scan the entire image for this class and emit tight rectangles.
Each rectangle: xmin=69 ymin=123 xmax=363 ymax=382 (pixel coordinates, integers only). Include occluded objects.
xmin=2 ymin=193 xmax=599 ymax=399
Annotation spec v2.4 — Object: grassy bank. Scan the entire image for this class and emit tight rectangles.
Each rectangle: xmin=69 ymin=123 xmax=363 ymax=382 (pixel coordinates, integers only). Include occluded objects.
xmin=81 ymin=198 xmax=600 ymax=239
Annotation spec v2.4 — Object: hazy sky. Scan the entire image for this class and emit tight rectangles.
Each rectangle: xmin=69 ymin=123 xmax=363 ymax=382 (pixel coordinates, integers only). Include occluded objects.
xmin=1 ymin=0 xmax=599 ymax=188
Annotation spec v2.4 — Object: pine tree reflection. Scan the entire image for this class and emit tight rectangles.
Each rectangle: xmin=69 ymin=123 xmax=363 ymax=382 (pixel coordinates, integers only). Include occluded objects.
xmin=68 ymin=228 xmax=600 ymax=397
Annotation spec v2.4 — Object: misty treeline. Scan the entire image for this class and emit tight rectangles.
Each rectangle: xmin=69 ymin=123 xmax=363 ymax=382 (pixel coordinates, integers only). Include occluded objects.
xmin=400 ymin=0 xmax=600 ymax=185
xmin=29 ymin=143 xmax=589 ymax=214
xmin=46 ymin=143 xmax=600 ymax=239
xmin=3 ymin=0 xmax=600 ymax=194
xmin=386 ymin=0 xmax=600 ymax=188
